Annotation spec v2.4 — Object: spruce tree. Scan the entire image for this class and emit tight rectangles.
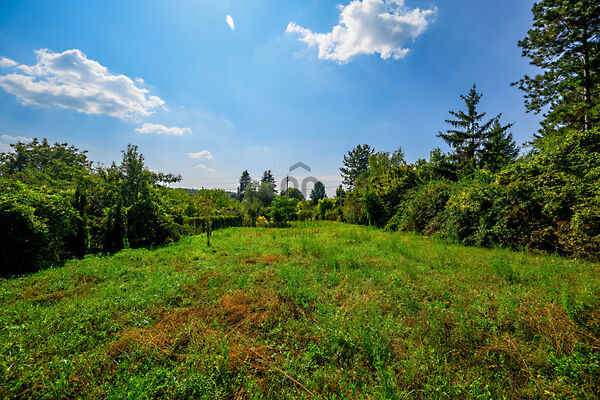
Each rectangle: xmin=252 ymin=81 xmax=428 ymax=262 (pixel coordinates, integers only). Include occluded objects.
xmin=438 ymin=84 xmax=511 ymax=175
xmin=479 ymin=121 xmax=519 ymax=172
xmin=513 ymin=0 xmax=600 ymax=133
xmin=238 ymin=170 xmax=251 ymax=199
xmin=310 ymin=181 xmax=326 ymax=205
xmin=261 ymin=170 xmax=276 ymax=192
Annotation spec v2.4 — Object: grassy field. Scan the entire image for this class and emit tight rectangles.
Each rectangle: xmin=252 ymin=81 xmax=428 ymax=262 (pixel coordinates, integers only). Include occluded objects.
xmin=1 ymin=222 xmax=599 ymax=399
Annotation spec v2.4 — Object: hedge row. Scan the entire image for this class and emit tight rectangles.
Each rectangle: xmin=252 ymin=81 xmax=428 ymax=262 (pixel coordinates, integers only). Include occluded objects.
xmin=184 ymin=215 xmax=243 ymax=235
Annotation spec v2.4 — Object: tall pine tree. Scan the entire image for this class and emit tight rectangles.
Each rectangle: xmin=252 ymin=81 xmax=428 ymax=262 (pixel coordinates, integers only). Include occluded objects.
xmin=513 ymin=0 xmax=600 ymax=134
xmin=438 ymin=84 xmax=511 ymax=175
xmin=261 ymin=170 xmax=276 ymax=192
xmin=310 ymin=181 xmax=326 ymax=205
xmin=479 ymin=121 xmax=519 ymax=172
xmin=238 ymin=170 xmax=251 ymax=199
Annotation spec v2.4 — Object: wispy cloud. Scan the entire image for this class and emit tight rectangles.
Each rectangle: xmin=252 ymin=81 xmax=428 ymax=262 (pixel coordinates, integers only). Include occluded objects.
xmin=187 ymin=150 xmax=213 ymax=159
xmin=0 ymin=57 xmax=17 ymax=68
xmin=135 ymin=123 xmax=191 ymax=136
xmin=287 ymin=0 xmax=436 ymax=63
xmin=195 ymin=164 xmax=215 ymax=172
xmin=226 ymin=15 xmax=235 ymax=31
xmin=247 ymin=145 xmax=270 ymax=153
xmin=0 ymin=49 xmax=164 ymax=119
xmin=0 ymin=133 xmax=33 ymax=152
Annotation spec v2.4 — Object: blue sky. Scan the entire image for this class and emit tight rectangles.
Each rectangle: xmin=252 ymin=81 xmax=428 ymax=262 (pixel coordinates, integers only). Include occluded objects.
xmin=0 ymin=0 xmax=541 ymax=193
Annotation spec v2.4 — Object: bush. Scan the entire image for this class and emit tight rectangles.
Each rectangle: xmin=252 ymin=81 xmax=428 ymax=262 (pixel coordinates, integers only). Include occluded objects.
xmin=270 ymin=196 xmax=298 ymax=226
xmin=362 ymin=189 xmax=387 ymax=228
xmin=342 ymin=191 xmax=367 ymax=225
xmin=398 ymin=181 xmax=452 ymax=234
xmin=317 ymin=198 xmax=335 ymax=220
xmin=297 ymin=201 xmax=314 ymax=221
xmin=0 ymin=178 xmax=78 ymax=276
xmin=325 ymin=208 xmax=341 ymax=221
xmin=256 ymin=215 xmax=269 ymax=227
xmin=126 ymin=197 xmax=182 ymax=248
xmin=369 ymin=165 xmax=421 ymax=218
xmin=493 ymin=128 xmax=600 ymax=257
xmin=388 ymin=129 xmax=600 ymax=259
xmin=102 ymin=200 xmax=126 ymax=253
xmin=438 ymin=176 xmax=501 ymax=246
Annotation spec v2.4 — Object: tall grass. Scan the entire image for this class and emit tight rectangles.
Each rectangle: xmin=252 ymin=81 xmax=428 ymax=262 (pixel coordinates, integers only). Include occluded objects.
xmin=1 ymin=221 xmax=598 ymax=399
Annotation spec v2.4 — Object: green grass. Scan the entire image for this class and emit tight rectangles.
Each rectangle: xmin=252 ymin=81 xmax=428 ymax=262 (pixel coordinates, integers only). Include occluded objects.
xmin=1 ymin=222 xmax=599 ymax=399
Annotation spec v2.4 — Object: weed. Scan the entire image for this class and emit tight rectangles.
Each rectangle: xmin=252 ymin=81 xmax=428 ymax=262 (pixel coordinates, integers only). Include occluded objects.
xmin=0 ymin=221 xmax=598 ymax=399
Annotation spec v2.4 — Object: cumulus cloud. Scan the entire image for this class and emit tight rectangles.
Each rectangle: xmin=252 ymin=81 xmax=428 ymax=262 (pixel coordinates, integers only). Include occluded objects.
xmin=187 ymin=150 xmax=213 ymax=159
xmin=286 ymin=0 xmax=435 ymax=62
xmin=0 ymin=57 xmax=18 ymax=68
xmin=195 ymin=164 xmax=215 ymax=172
xmin=0 ymin=49 xmax=164 ymax=119
xmin=135 ymin=123 xmax=192 ymax=136
xmin=226 ymin=15 xmax=235 ymax=31
xmin=0 ymin=134 xmax=33 ymax=152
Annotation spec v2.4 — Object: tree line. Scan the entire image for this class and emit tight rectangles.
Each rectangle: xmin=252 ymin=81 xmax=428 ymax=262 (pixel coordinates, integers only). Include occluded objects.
xmin=324 ymin=0 xmax=600 ymax=259
xmin=0 ymin=141 xmax=243 ymax=276
xmin=1 ymin=0 xmax=598 ymax=274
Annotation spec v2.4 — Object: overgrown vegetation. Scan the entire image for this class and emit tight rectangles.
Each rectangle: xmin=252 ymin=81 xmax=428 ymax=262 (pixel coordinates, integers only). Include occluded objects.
xmin=1 ymin=223 xmax=598 ymax=399
xmin=331 ymin=83 xmax=600 ymax=260
xmin=0 ymin=1 xmax=599 ymax=397
xmin=0 ymin=140 xmax=243 ymax=276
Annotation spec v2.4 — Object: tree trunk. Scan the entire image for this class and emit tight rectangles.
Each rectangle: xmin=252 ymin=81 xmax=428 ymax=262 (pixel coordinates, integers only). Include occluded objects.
xmin=206 ymin=221 xmax=211 ymax=247
xmin=582 ymin=25 xmax=591 ymax=131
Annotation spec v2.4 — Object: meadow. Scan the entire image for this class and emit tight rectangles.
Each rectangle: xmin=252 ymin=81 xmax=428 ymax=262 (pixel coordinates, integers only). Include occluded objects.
xmin=1 ymin=222 xmax=599 ymax=399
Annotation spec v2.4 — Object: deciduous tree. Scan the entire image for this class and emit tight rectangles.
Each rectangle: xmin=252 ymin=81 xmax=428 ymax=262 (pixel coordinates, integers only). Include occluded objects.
xmin=340 ymin=144 xmax=374 ymax=188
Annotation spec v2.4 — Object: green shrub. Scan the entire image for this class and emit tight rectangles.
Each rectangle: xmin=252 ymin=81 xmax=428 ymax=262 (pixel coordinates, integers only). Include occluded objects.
xmin=398 ymin=181 xmax=452 ymax=234
xmin=270 ymin=196 xmax=298 ymax=225
xmin=362 ymin=189 xmax=387 ymax=228
xmin=317 ymin=198 xmax=335 ymax=220
xmin=341 ymin=191 xmax=367 ymax=225
xmin=297 ymin=201 xmax=314 ymax=221
xmin=126 ymin=197 xmax=182 ymax=248
xmin=0 ymin=178 xmax=78 ymax=276
xmin=325 ymin=208 xmax=341 ymax=221
xmin=438 ymin=176 xmax=501 ymax=246
xmin=102 ymin=200 xmax=126 ymax=253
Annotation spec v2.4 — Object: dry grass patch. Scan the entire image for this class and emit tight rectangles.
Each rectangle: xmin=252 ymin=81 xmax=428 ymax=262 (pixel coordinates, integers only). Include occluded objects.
xmin=108 ymin=288 xmax=284 ymax=360
xmin=243 ymin=255 xmax=285 ymax=266
xmin=518 ymin=303 xmax=600 ymax=353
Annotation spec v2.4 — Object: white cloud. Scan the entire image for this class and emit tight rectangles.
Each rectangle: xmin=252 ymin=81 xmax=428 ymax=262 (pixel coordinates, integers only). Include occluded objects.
xmin=135 ymin=123 xmax=191 ymax=136
xmin=0 ymin=134 xmax=33 ymax=142
xmin=0 ymin=134 xmax=33 ymax=153
xmin=226 ymin=15 xmax=235 ymax=31
xmin=187 ymin=150 xmax=213 ymax=159
xmin=195 ymin=164 xmax=215 ymax=172
xmin=0 ymin=49 xmax=164 ymax=119
xmin=0 ymin=57 xmax=17 ymax=68
xmin=286 ymin=0 xmax=435 ymax=63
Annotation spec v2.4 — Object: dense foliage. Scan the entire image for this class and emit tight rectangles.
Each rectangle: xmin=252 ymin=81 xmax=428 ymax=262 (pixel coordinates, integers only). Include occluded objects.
xmin=2 ymin=1 xmax=598 ymax=272
xmin=0 ymin=141 xmax=242 ymax=276
xmin=337 ymin=128 xmax=600 ymax=260
xmin=513 ymin=0 xmax=600 ymax=134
